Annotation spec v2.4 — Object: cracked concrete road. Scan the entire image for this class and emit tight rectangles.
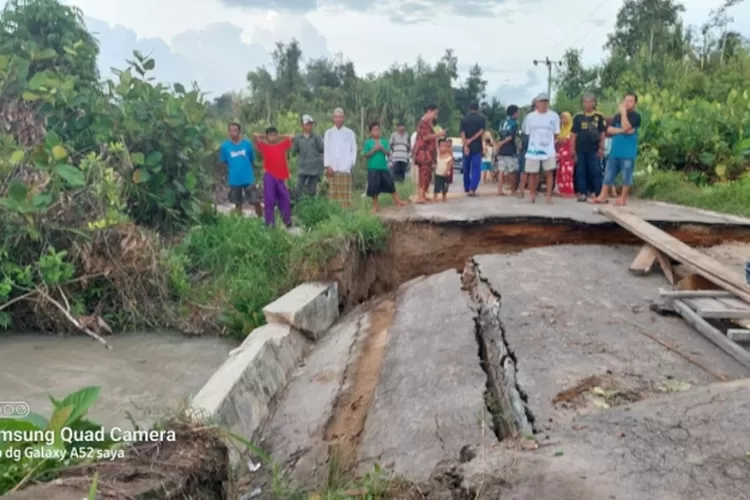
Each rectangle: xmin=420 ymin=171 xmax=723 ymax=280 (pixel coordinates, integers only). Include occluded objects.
xmin=258 ymin=244 xmax=750 ymax=499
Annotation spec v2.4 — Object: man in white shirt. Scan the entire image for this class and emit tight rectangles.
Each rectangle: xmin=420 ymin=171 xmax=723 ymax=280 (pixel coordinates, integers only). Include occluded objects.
xmin=324 ymin=108 xmax=357 ymax=208
xmin=522 ymin=92 xmax=560 ymax=204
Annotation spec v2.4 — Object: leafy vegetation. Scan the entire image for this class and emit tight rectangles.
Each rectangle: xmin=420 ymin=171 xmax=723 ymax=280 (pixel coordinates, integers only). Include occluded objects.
xmin=0 ymin=386 xmax=116 ymax=495
xmin=553 ymin=0 xmax=750 ymax=200
xmin=3 ymin=0 xmax=750 ymax=340
xmin=0 ymin=0 xmax=390 ymax=338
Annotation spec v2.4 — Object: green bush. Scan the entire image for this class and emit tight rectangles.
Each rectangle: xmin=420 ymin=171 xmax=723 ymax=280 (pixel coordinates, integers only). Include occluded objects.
xmin=169 ymin=201 xmax=388 ymax=339
xmin=635 ymin=169 xmax=750 ymax=217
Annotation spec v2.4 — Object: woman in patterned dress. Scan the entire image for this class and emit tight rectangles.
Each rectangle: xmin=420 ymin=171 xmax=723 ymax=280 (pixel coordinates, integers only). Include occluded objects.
xmin=555 ymin=111 xmax=575 ymax=197
xmin=413 ymin=104 xmax=446 ymax=203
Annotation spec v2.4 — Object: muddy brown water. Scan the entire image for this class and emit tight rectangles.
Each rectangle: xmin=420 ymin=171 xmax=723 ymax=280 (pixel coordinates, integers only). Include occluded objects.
xmin=0 ymin=332 xmax=235 ymax=427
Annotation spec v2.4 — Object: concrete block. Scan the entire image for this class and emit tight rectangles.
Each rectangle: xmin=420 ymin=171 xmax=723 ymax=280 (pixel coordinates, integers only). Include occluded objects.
xmin=263 ymin=282 xmax=339 ymax=340
xmin=191 ymin=323 xmax=309 ymax=447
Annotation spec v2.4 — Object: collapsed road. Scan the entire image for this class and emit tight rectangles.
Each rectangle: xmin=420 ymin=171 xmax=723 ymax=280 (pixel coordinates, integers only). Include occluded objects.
xmin=254 ymin=199 xmax=750 ymax=500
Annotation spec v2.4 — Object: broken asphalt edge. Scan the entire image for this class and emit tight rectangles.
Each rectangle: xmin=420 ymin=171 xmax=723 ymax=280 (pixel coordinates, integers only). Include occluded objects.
xmin=190 ymin=281 xmax=339 ymax=465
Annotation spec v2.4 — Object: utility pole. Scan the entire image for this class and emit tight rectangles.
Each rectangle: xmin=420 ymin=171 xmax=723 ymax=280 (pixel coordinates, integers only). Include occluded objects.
xmin=533 ymin=57 xmax=562 ymax=98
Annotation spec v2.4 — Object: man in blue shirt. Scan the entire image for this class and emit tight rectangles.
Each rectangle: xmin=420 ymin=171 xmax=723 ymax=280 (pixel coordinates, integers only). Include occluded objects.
xmin=220 ymin=122 xmax=262 ymax=216
xmin=591 ymin=92 xmax=641 ymax=206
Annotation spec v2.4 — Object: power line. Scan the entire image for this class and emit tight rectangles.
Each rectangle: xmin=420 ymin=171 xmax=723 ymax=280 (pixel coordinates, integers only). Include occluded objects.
xmin=547 ymin=0 xmax=613 ymax=56
xmin=566 ymin=20 xmax=614 ymax=53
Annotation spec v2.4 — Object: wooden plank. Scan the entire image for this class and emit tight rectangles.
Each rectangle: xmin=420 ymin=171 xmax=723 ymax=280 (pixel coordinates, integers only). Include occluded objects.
xmin=658 ymin=288 xmax=733 ymax=299
xmin=683 ymin=297 xmax=725 ymax=311
xmin=629 ymin=244 xmax=674 ymax=282
xmin=654 ymin=249 xmax=675 ymax=284
xmin=599 ymin=207 xmax=750 ymax=302
xmin=691 ymin=308 xmax=750 ymax=319
xmin=727 ymin=329 xmax=750 ymax=343
xmin=716 ymin=297 xmax=750 ymax=310
xmin=629 ymin=244 xmax=657 ymax=274
xmin=672 ymin=299 xmax=750 ymax=369
xmin=684 ymin=297 xmax=750 ymax=318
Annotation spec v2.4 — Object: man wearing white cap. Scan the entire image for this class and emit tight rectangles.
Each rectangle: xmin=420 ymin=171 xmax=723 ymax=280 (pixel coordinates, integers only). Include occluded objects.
xmin=522 ymin=92 xmax=560 ymax=204
xmin=291 ymin=114 xmax=325 ymax=198
xmin=323 ymin=108 xmax=357 ymax=208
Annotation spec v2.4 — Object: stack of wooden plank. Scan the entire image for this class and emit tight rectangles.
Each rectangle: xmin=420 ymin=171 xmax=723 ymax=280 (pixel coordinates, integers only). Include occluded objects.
xmin=598 ymin=206 xmax=750 ymax=369
xmin=599 ymin=206 xmax=750 ymax=302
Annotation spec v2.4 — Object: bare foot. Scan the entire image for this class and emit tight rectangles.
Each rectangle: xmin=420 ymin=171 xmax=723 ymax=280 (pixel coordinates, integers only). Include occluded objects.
xmin=517 ymin=192 xmax=524 ymax=198
xmin=588 ymin=197 xmax=608 ymax=204
xmin=415 ymin=198 xmax=426 ymax=204
xmin=614 ymin=198 xmax=627 ymax=206
xmin=396 ymin=200 xmax=408 ymax=206
xmin=370 ymin=207 xmax=378 ymax=214
xmin=546 ymin=198 xmax=553 ymax=204
xmin=497 ymin=191 xmax=505 ymax=196
xmin=529 ymin=197 xmax=536 ymax=204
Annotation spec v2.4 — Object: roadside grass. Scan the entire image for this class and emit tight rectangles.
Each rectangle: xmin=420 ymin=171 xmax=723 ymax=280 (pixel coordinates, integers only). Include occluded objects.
xmin=353 ymin=177 xmax=417 ymax=211
xmin=634 ymin=170 xmax=750 ymax=217
xmin=267 ymin=460 xmax=396 ymax=500
xmin=168 ymin=196 xmax=389 ymax=339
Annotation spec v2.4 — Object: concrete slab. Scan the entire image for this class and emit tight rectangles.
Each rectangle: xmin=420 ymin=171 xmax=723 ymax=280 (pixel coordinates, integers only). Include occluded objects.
xmin=257 ymin=304 xmax=369 ymax=481
xmin=263 ymin=282 xmax=339 ymax=340
xmin=461 ymin=379 xmax=750 ymax=500
xmin=192 ymin=323 xmax=309 ymax=442
xmin=357 ymin=270 xmax=489 ymax=482
xmin=381 ymin=196 xmax=750 ymax=227
xmin=474 ymin=246 xmax=750 ymax=432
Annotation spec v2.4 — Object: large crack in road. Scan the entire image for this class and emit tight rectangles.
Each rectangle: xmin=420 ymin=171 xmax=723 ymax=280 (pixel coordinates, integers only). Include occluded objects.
xmin=461 ymin=258 xmax=535 ymax=440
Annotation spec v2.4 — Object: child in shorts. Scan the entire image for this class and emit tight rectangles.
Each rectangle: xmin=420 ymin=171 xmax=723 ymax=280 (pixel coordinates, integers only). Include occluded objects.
xmin=363 ymin=122 xmax=408 ymax=213
xmin=253 ymin=127 xmax=295 ymax=227
xmin=434 ymin=138 xmax=454 ymax=202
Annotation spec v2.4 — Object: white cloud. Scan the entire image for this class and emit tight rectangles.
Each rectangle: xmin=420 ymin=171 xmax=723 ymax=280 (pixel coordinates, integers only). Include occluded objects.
xmin=5 ymin=0 xmax=748 ymax=101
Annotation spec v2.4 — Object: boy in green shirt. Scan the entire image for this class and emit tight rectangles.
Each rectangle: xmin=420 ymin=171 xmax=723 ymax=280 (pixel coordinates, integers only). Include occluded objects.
xmin=363 ymin=122 xmax=408 ymax=213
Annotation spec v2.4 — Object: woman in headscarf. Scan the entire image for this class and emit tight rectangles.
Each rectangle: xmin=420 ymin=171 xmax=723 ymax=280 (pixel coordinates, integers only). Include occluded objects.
xmin=413 ymin=104 xmax=446 ymax=203
xmin=555 ymin=111 xmax=575 ymax=197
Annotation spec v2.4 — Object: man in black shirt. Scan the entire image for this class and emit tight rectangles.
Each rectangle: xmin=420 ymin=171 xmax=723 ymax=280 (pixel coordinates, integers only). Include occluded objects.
xmin=571 ymin=92 xmax=606 ymax=202
xmin=460 ymin=102 xmax=486 ymax=196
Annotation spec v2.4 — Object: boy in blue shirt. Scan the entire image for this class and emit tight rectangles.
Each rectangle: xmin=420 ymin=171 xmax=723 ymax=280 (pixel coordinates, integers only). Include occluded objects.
xmin=220 ymin=122 xmax=262 ymax=216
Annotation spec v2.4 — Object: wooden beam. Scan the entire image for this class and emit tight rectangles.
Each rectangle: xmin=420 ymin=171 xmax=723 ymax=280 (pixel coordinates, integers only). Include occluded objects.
xmin=599 ymin=207 xmax=750 ymax=302
xmin=672 ymin=299 xmax=750 ymax=369
xmin=629 ymin=245 xmax=658 ymax=274
xmin=727 ymin=329 xmax=750 ymax=343
xmin=658 ymin=288 xmax=733 ymax=299
xmin=629 ymin=244 xmax=674 ymax=283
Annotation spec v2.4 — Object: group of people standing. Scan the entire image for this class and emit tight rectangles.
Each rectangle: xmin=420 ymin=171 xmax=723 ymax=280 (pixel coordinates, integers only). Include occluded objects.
xmin=220 ymin=107 xmax=411 ymax=225
xmin=219 ymin=91 xmax=642 ymax=226
xmin=456 ymin=91 xmax=642 ymax=206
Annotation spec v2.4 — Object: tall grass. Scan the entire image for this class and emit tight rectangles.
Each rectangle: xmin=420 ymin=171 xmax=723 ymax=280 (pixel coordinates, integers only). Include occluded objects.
xmin=635 ymin=170 xmax=750 ymax=217
xmin=168 ymin=196 xmax=389 ymax=339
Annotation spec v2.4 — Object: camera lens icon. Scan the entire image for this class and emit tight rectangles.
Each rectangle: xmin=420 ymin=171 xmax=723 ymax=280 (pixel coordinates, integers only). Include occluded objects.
xmin=0 ymin=402 xmax=30 ymax=418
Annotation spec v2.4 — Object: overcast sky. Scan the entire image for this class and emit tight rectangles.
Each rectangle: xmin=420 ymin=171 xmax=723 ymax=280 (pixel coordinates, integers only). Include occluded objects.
xmin=10 ymin=0 xmax=750 ymax=103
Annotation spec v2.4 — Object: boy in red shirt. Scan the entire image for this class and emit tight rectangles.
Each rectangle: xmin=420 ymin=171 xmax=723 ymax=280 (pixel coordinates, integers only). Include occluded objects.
xmin=253 ymin=127 xmax=294 ymax=227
